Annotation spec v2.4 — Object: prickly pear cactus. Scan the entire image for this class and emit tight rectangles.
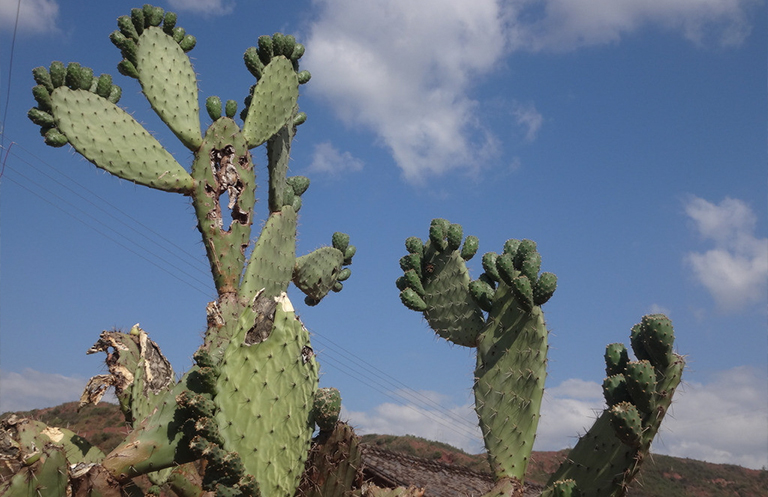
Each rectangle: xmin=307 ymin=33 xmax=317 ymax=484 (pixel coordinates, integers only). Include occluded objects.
xmin=397 ymin=220 xmax=684 ymax=497
xmin=23 ymin=5 xmax=354 ymax=497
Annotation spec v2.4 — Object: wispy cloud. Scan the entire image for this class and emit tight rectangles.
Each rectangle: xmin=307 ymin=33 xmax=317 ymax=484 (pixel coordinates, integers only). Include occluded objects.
xmin=166 ymin=0 xmax=234 ymax=16
xmin=660 ymin=366 xmax=768 ymax=470
xmin=512 ymin=102 xmax=544 ymax=142
xmin=0 ymin=0 xmax=58 ymax=34
xmin=308 ymin=142 xmax=364 ymax=175
xmin=305 ymin=0 xmax=503 ymax=182
xmin=0 ymin=368 xmax=86 ymax=413
xmin=344 ymin=369 xmax=768 ymax=469
xmin=504 ymin=0 xmax=756 ymax=51
xmin=684 ymin=196 xmax=768 ymax=311
xmin=304 ymin=0 xmax=755 ymax=182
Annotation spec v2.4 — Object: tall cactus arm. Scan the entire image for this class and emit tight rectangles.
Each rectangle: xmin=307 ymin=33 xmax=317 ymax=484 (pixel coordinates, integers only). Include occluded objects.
xmin=474 ymin=239 xmax=554 ymax=494
xmin=540 ymin=315 xmax=684 ymax=497
xmin=242 ymin=57 xmax=299 ymax=149
xmin=110 ymin=6 xmax=202 ymax=150
xmin=396 ymin=219 xmax=485 ymax=347
xmin=191 ymin=118 xmax=255 ymax=296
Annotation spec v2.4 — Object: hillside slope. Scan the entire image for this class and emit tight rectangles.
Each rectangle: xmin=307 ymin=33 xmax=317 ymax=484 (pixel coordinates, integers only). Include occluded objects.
xmin=4 ymin=403 xmax=767 ymax=496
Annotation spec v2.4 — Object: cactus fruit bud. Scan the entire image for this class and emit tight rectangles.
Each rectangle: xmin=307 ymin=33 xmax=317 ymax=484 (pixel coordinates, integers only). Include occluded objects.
xmin=224 ymin=99 xmax=237 ymax=118
xmin=604 ymin=343 xmax=629 ymax=376
xmin=131 ymin=8 xmax=145 ymax=34
xmin=172 ymin=26 xmax=185 ymax=43
xmin=28 ymin=108 xmax=55 ymax=127
xmin=337 ymin=268 xmax=351 ymax=282
xmin=609 ymin=402 xmax=643 ymax=447
xmin=399 ymin=253 xmax=421 ymax=273
xmin=145 ymin=5 xmax=164 ymax=26
xmin=482 ymin=252 xmax=501 ymax=282
xmin=511 ymin=275 xmax=534 ymax=311
xmin=344 ymin=245 xmax=356 ymax=264
xmin=403 ymin=269 xmax=426 ymax=297
xmin=428 ymin=218 xmax=450 ymax=251
xmin=257 ymin=35 xmax=273 ymax=65
xmin=297 ymin=70 xmax=312 ymax=85
xmin=294 ymin=112 xmax=307 ymax=126
xmin=503 ymin=238 xmax=521 ymax=255
xmin=496 ymin=253 xmax=517 ymax=286
xmin=446 ymin=223 xmax=463 ymax=251
xmin=49 ymin=61 xmax=66 ymax=88
xmin=32 ymin=67 xmax=53 ymax=92
xmin=117 ymin=15 xmax=140 ymax=41
xmin=43 ymin=128 xmax=68 ymax=147
xmin=461 ymin=235 xmax=479 ymax=260
xmin=179 ymin=34 xmax=196 ymax=52
xmin=405 ymin=237 xmax=424 ymax=256
xmin=244 ymin=46 xmax=264 ymax=79
xmin=313 ymin=388 xmax=342 ymax=432
xmin=469 ymin=279 xmax=495 ymax=312
xmin=286 ymin=176 xmax=310 ymax=196
xmin=532 ymin=272 xmax=557 ymax=306
xmin=206 ymin=96 xmax=222 ymax=120
xmin=400 ymin=288 xmax=427 ymax=312
xmin=624 ymin=360 xmax=657 ymax=413
xmin=332 ymin=232 xmax=350 ymax=253
xmin=291 ymin=43 xmax=305 ymax=60
xmin=602 ymin=374 xmax=631 ymax=407
xmin=630 ymin=323 xmax=653 ymax=362
xmin=118 ymin=59 xmax=140 ymax=79
xmin=163 ymin=11 xmax=177 ymax=33
xmin=94 ymin=74 xmax=113 ymax=98
xmin=65 ymin=62 xmax=93 ymax=91
xmin=520 ymin=251 xmax=542 ymax=283
xmin=514 ymin=239 xmax=537 ymax=270
xmin=638 ymin=314 xmax=675 ymax=369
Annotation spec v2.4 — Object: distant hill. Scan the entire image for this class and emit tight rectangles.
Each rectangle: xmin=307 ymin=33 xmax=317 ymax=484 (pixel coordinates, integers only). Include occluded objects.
xmin=5 ymin=402 xmax=767 ymax=496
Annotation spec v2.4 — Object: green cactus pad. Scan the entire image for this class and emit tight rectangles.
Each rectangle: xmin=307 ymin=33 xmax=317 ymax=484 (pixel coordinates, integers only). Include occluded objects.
xmin=215 ymin=293 xmax=318 ymax=497
xmin=293 ymin=246 xmax=345 ymax=301
xmin=533 ymin=272 xmax=557 ymax=306
xmin=242 ymin=57 xmax=299 ymax=148
xmin=624 ymin=360 xmax=657 ymax=414
xmin=297 ymin=422 xmax=363 ymax=497
xmin=239 ymin=206 xmax=298 ymax=301
xmin=511 ymin=275 xmax=534 ymax=311
xmin=604 ymin=343 xmax=629 ymax=376
xmin=0 ymin=444 xmax=68 ymax=497
xmin=136 ymin=26 xmax=202 ymax=149
xmin=400 ymin=287 xmax=428 ymax=311
xmin=602 ymin=374 xmax=631 ymax=407
xmin=475 ymin=283 xmax=548 ymax=481
xmin=461 ymin=235 xmax=479 ymax=260
xmin=638 ymin=314 xmax=675 ymax=369
xmin=609 ymin=402 xmax=643 ymax=447
xmin=49 ymin=87 xmax=193 ymax=193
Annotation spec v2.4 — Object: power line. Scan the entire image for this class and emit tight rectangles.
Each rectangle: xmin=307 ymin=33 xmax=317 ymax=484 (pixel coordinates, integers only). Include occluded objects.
xmin=0 ymin=0 xmax=22 ymax=152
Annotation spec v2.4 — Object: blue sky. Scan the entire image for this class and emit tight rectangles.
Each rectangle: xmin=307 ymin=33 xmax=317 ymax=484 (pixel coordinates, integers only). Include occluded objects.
xmin=1 ymin=0 xmax=766 ymax=470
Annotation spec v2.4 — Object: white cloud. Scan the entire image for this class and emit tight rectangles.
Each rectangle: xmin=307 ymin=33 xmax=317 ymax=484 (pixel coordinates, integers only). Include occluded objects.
xmin=504 ymin=0 xmax=756 ymax=51
xmin=0 ymin=368 xmax=86 ymax=413
xmin=304 ymin=0 xmax=755 ymax=182
xmin=0 ymin=0 xmax=58 ymax=34
xmin=659 ymin=366 xmax=768 ymax=470
xmin=166 ymin=0 xmax=234 ymax=16
xmin=305 ymin=0 xmax=504 ymax=182
xmin=308 ymin=142 xmax=364 ymax=174
xmin=512 ymin=102 xmax=544 ymax=142
xmin=344 ymin=389 xmax=484 ymax=453
xmin=684 ymin=196 xmax=768 ymax=311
